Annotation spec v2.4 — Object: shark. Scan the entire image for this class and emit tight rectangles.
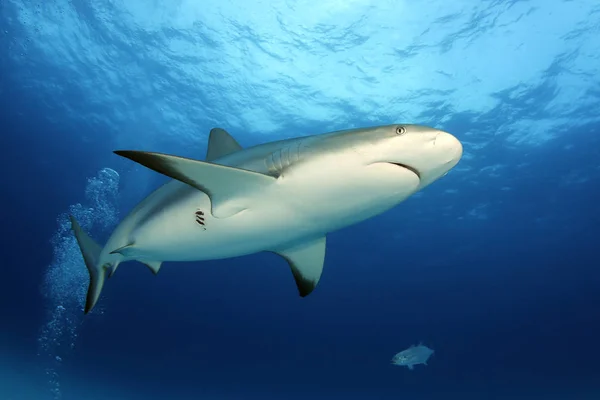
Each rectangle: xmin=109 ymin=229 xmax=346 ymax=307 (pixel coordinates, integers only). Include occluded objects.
xmin=70 ymin=124 xmax=463 ymax=314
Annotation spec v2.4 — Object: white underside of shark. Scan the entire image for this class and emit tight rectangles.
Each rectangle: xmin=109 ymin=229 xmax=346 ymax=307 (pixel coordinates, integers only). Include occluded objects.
xmin=70 ymin=124 xmax=463 ymax=313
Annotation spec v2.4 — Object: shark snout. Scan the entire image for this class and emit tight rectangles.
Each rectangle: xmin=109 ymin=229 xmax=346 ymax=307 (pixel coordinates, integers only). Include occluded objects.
xmin=409 ymin=130 xmax=463 ymax=188
xmin=434 ymin=131 xmax=463 ymax=166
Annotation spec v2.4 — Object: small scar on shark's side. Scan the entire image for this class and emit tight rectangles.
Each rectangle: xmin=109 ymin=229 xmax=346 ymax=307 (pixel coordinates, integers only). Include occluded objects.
xmin=195 ymin=209 xmax=207 ymax=230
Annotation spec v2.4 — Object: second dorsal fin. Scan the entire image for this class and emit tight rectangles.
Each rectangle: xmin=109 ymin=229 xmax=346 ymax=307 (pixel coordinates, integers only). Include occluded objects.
xmin=206 ymin=128 xmax=243 ymax=162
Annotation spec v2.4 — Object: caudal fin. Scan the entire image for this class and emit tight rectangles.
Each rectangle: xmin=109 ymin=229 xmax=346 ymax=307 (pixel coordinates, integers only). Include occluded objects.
xmin=69 ymin=215 xmax=108 ymax=314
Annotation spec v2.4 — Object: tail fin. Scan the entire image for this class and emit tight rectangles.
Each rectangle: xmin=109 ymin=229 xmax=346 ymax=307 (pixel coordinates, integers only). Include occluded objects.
xmin=69 ymin=215 xmax=108 ymax=314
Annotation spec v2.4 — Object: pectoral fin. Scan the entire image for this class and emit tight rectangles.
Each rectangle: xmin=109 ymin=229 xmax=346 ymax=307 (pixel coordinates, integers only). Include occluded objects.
xmin=114 ymin=150 xmax=276 ymax=218
xmin=273 ymin=237 xmax=327 ymax=297
xmin=206 ymin=128 xmax=243 ymax=162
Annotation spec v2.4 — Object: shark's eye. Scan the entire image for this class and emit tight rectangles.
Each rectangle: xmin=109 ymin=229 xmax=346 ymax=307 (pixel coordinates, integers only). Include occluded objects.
xmin=396 ymin=126 xmax=406 ymax=135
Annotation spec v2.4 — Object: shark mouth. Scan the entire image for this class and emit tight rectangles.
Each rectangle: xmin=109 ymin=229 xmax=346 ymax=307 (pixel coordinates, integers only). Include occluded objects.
xmin=389 ymin=162 xmax=421 ymax=181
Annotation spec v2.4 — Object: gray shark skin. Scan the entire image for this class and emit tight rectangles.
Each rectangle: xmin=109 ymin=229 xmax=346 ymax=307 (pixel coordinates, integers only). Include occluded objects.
xmin=70 ymin=124 xmax=463 ymax=313
xmin=391 ymin=343 xmax=435 ymax=370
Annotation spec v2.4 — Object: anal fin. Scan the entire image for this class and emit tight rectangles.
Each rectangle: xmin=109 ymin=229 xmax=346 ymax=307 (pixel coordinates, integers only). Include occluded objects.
xmin=110 ymin=245 xmax=161 ymax=275
xmin=272 ymin=236 xmax=327 ymax=297
xmin=107 ymin=261 xmax=121 ymax=279
xmin=110 ymin=243 xmax=138 ymax=257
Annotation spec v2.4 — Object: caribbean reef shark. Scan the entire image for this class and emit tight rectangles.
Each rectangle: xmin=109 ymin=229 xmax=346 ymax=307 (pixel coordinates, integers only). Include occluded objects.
xmin=70 ymin=124 xmax=463 ymax=313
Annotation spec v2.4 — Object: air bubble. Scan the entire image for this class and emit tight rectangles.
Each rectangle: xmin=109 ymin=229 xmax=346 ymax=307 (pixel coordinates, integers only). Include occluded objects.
xmin=37 ymin=168 xmax=120 ymax=399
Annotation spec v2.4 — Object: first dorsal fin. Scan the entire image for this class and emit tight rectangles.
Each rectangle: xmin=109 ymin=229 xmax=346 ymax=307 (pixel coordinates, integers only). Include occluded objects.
xmin=114 ymin=150 xmax=276 ymax=218
xmin=273 ymin=236 xmax=327 ymax=297
xmin=206 ymin=128 xmax=243 ymax=162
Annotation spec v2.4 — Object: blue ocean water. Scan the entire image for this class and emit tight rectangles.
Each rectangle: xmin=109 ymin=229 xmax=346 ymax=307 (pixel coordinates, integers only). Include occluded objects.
xmin=1 ymin=0 xmax=599 ymax=399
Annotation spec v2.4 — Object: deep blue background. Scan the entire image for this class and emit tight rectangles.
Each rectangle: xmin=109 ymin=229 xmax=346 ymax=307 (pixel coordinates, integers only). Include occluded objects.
xmin=2 ymin=1 xmax=600 ymax=399
xmin=2 ymin=88 xmax=599 ymax=399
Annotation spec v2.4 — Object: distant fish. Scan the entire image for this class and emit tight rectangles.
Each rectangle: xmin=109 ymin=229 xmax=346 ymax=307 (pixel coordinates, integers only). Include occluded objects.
xmin=391 ymin=343 xmax=434 ymax=370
